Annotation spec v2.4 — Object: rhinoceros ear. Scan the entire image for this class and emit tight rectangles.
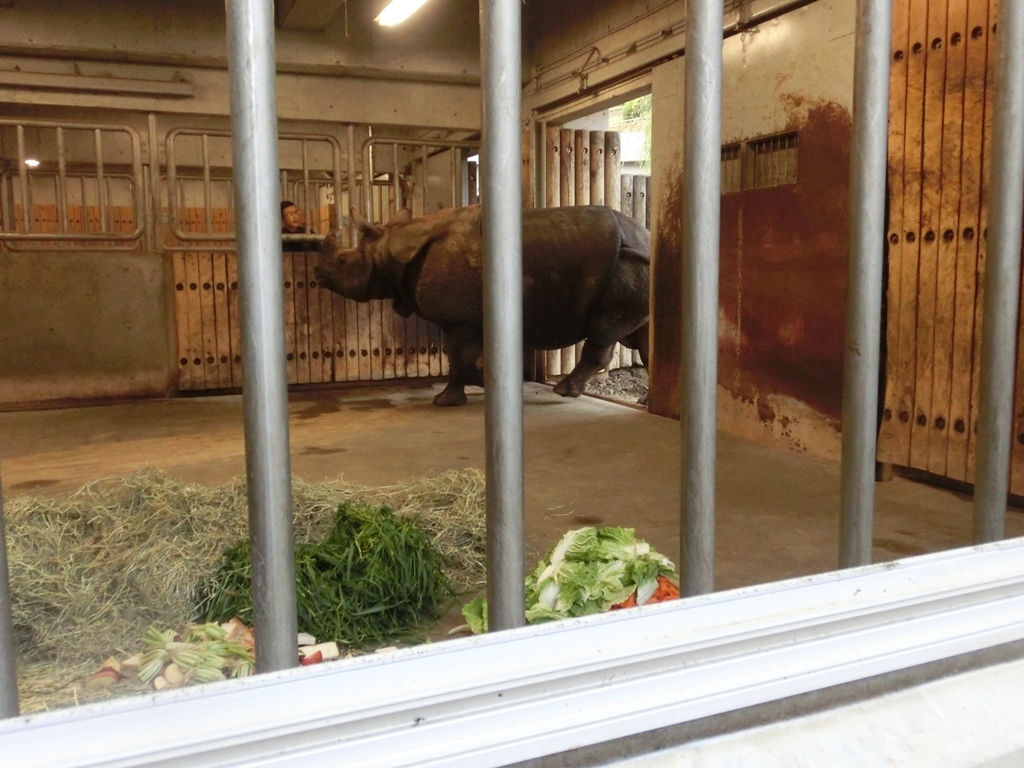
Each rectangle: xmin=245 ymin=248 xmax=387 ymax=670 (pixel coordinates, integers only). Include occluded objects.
xmin=388 ymin=208 xmax=413 ymax=226
xmin=349 ymin=207 xmax=384 ymax=241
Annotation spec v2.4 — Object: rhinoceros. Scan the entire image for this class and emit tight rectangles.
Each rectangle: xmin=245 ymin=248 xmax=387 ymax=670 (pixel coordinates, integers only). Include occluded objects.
xmin=314 ymin=204 xmax=649 ymax=406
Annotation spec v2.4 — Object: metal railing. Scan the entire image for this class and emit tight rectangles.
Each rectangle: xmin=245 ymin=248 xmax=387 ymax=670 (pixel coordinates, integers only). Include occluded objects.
xmin=165 ymin=128 xmax=345 ymax=248
xmin=0 ymin=119 xmax=145 ymax=247
xmin=360 ymin=137 xmax=480 ymax=221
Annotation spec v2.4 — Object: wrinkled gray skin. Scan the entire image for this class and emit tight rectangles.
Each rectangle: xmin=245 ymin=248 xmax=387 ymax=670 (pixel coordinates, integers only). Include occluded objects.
xmin=315 ymin=204 xmax=649 ymax=406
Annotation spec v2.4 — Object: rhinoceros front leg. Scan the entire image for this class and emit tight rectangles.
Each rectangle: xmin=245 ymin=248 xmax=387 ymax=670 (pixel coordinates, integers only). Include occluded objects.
xmin=433 ymin=325 xmax=484 ymax=406
xmin=553 ymin=340 xmax=615 ymax=398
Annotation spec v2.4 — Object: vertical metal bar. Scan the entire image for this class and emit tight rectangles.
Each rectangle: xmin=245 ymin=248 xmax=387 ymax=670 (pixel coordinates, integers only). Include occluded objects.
xmin=225 ymin=0 xmax=297 ymax=673
xmin=450 ymin=148 xmax=458 ymax=208
xmin=142 ymin=166 xmax=154 ymax=248
xmin=422 ymin=143 xmax=429 ymax=213
xmin=363 ymin=141 xmax=374 ymax=220
xmin=301 ymin=139 xmax=311 ymax=227
xmin=280 ymin=169 xmax=289 ymax=203
xmin=202 ymin=134 xmax=213 ymax=233
xmin=166 ymin=132 xmax=179 ymax=237
xmin=56 ymin=127 xmax=69 ymax=234
xmin=393 ymin=143 xmax=401 ymax=210
xmin=974 ymin=0 xmax=1024 ymax=544
xmin=148 ymin=114 xmax=161 ymax=251
xmin=680 ymin=0 xmax=723 ymax=597
xmin=480 ymin=0 xmax=525 ymax=631
xmin=537 ymin=120 xmax=547 ymax=208
xmin=1 ymin=174 xmax=12 ymax=233
xmin=332 ymin=136 xmax=343 ymax=231
xmin=129 ymin=130 xmax=145 ymax=240
xmin=0 ymin=465 xmax=20 ymax=718
xmin=840 ymin=0 xmax=892 ymax=567
xmin=95 ymin=129 xmax=111 ymax=233
xmin=347 ymin=124 xmax=357 ymax=245
xmin=16 ymin=125 xmax=31 ymax=232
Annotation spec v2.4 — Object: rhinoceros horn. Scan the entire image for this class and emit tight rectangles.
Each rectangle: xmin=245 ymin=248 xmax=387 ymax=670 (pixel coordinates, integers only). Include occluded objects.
xmin=350 ymin=207 xmax=384 ymax=240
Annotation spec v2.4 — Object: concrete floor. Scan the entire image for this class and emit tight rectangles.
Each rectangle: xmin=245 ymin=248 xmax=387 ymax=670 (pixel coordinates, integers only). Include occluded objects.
xmin=3 ymin=379 xmax=1023 ymax=593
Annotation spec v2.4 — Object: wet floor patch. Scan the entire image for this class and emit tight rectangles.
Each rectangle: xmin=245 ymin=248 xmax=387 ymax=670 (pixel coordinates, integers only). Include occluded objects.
xmin=300 ymin=446 xmax=347 ymax=456
xmin=346 ymin=398 xmax=398 ymax=412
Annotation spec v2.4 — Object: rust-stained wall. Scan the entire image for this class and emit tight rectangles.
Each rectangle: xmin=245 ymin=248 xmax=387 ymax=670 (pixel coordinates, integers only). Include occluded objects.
xmin=650 ymin=0 xmax=856 ymax=460
xmin=717 ymin=104 xmax=851 ymax=424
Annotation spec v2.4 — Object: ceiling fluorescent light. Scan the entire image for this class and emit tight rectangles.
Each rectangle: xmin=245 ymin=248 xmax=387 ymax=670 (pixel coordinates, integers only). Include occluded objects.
xmin=24 ymin=158 xmax=40 ymax=168
xmin=375 ymin=0 xmax=430 ymax=26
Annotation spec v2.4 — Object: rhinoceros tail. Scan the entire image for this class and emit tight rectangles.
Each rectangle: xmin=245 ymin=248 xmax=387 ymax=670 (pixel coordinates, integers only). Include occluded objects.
xmin=612 ymin=209 xmax=651 ymax=267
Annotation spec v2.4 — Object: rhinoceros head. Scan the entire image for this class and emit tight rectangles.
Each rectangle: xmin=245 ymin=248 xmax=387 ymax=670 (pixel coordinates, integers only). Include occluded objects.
xmin=314 ymin=207 xmax=412 ymax=302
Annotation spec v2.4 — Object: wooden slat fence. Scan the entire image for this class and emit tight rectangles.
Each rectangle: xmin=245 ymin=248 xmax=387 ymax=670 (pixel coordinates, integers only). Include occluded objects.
xmin=170 ymin=195 xmax=447 ymax=391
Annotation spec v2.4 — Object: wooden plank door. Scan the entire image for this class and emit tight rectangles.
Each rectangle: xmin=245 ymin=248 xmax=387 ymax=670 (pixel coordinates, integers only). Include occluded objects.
xmin=877 ymin=0 xmax=1024 ymax=495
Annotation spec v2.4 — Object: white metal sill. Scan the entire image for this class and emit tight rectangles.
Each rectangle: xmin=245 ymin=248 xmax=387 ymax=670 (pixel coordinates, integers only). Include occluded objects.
xmin=3 ymin=538 xmax=1024 ymax=768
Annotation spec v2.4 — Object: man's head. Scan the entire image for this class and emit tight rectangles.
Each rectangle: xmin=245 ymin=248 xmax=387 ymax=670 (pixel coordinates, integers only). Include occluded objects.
xmin=281 ymin=200 xmax=302 ymax=232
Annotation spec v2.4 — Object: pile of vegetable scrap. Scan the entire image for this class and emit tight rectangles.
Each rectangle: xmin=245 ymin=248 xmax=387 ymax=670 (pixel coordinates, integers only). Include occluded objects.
xmin=88 ymin=619 xmax=348 ymax=692
xmin=87 ymin=619 xmax=255 ymax=692
xmin=198 ymin=500 xmax=456 ymax=649
xmin=462 ymin=526 xmax=678 ymax=633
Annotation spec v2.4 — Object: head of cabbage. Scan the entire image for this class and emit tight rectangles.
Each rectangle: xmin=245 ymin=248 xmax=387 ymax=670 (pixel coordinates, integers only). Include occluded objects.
xmin=461 ymin=526 xmax=678 ymax=634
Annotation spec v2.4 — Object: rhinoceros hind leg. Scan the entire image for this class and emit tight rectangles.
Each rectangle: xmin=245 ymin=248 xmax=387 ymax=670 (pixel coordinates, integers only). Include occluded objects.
xmin=554 ymin=341 xmax=615 ymax=398
xmin=622 ymin=323 xmax=650 ymax=368
xmin=433 ymin=385 xmax=468 ymax=406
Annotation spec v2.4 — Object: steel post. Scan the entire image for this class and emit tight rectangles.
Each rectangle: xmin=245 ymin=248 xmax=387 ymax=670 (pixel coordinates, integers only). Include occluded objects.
xmin=224 ymin=0 xmax=297 ymax=672
xmin=839 ymin=0 xmax=892 ymax=568
xmin=0 ymin=468 xmax=19 ymax=718
xmin=480 ymin=0 xmax=525 ymax=631
xmin=148 ymin=114 xmax=161 ymax=252
xmin=680 ymin=0 xmax=723 ymax=597
xmin=347 ymin=124 xmax=357 ymax=245
xmin=974 ymin=0 xmax=1024 ymax=543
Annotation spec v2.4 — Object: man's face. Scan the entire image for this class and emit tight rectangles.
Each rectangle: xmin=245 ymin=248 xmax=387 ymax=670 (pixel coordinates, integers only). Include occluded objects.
xmin=282 ymin=205 xmax=302 ymax=232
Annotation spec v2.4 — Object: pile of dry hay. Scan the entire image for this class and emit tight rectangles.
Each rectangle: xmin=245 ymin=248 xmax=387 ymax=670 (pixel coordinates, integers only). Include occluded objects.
xmin=5 ymin=469 xmax=486 ymax=713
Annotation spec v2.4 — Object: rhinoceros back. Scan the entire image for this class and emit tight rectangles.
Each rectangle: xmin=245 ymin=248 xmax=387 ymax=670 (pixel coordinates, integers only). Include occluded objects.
xmin=520 ymin=206 xmax=645 ymax=350
xmin=403 ymin=205 xmax=647 ymax=350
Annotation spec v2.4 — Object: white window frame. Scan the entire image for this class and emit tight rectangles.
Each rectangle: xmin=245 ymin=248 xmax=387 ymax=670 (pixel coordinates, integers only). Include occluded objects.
xmin=4 ymin=538 xmax=1024 ymax=767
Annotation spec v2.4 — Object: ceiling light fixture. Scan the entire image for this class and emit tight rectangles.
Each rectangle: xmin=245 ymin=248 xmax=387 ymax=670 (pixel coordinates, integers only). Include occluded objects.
xmin=24 ymin=158 xmax=40 ymax=168
xmin=375 ymin=0 xmax=430 ymax=26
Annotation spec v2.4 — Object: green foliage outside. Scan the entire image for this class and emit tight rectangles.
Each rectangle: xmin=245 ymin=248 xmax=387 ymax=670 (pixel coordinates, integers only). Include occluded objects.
xmin=619 ymin=95 xmax=653 ymax=172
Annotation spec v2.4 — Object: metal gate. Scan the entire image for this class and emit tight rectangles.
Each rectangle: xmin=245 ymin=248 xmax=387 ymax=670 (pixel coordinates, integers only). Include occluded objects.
xmin=0 ymin=119 xmax=145 ymax=249
xmin=163 ymin=130 xmax=472 ymax=390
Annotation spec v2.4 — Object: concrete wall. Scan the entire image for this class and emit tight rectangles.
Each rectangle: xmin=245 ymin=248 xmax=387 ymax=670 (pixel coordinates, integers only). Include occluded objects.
xmin=651 ymin=0 xmax=856 ymax=460
xmin=0 ymin=1 xmax=483 ymax=408
xmin=0 ymin=250 xmax=174 ymax=405
xmin=525 ymin=0 xmax=857 ymax=460
xmin=0 ymin=0 xmax=481 ymax=127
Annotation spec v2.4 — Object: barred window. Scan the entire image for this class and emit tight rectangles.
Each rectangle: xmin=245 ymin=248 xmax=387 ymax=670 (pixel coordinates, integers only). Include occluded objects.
xmin=747 ymin=132 xmax=798 ymax=189
xmin=721 ymin=144 xmax=742 ymax=194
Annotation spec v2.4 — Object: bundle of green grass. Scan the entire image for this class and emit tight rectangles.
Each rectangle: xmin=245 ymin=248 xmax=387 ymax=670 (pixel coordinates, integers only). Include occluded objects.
xmin=198 ymin=500 xmax=456 ymax=648
xmin=5 ymin=469 xmax=486 ymax=712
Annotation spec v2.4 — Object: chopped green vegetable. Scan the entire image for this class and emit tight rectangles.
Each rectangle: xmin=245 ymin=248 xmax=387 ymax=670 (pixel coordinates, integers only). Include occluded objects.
xmin=199 ymin=501 xmax=456 ymax=648
xmin=461 ymin=596 xmax=488 ymax=634
xmin=461 ymin=526 xmax=677 ymax=632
